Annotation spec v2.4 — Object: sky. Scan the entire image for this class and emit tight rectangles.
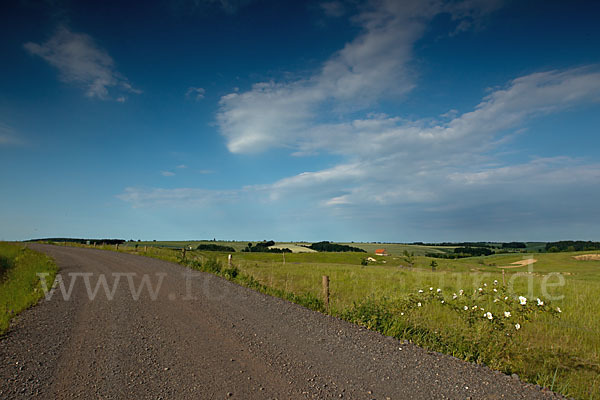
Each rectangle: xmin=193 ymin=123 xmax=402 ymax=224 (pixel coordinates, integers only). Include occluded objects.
xmin=1 ymin=0 xmax=600 ymax=242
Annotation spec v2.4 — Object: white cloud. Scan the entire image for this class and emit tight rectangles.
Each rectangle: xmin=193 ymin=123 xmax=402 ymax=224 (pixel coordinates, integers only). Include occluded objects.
xmin=24 ymin=27 xmax=140 ymax=100
xmin=186 ymin=86 xmax=205 ymax=100
xmin=176 ymin=164 xmax=187 ymax=169
xmin=217 ymin=0 xmax=503 ymax=154
xmin=161 ymin=171 xmax=176 ymax=177
xmin=117 ymin=187 xmax=237 ymax=208
xmin=256 ymin=67 xmax=600 ymax=209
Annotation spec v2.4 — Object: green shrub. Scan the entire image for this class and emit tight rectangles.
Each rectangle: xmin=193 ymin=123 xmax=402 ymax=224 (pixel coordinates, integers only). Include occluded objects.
xmin=203 ymin=258 xmax=222 ymax=274
xmin=221 ymin=266 xmax=239 ymax=279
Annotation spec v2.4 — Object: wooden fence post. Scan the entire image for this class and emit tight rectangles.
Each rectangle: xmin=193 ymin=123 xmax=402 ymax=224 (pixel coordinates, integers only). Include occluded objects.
xmin=322 ymin=275 xmax=330 ymax=310
xmin=228 ymin=254 xmax=232 ymax=266
xmin=144 ymin=245 xmax=147 ymax=252
xmin=116 ymin=243 xmax=119 ymax=250
xmin=502 ymin=269 xmax=506 ymax=285
xmin=181 ymin=248 xmax=187 ymax=261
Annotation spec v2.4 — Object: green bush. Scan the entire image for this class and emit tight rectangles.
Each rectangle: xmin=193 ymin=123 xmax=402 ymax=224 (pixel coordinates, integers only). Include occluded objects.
xmin=203 ymin=258 xmax=222 ymax=274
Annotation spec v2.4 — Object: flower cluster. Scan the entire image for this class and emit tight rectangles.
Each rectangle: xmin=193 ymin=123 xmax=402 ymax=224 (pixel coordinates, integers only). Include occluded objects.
xmin=399 ymin=280 xmax=562 ymax=334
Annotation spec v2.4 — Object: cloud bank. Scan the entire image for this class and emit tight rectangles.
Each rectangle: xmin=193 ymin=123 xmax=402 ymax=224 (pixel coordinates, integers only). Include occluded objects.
xmin=117 ymin=0 xmax=600 ymax=239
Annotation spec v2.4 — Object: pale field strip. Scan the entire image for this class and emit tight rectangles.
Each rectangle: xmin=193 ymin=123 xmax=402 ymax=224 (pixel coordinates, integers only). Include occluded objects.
xmin=498 ymin=259 xmax=538 ymax=269
xmin=572 ymin=254 xmax=600 ymax=261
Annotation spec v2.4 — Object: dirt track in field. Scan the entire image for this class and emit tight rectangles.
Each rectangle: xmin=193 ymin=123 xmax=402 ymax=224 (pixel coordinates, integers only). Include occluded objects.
xmin=0 ymin=245 xmax=563 ymax=399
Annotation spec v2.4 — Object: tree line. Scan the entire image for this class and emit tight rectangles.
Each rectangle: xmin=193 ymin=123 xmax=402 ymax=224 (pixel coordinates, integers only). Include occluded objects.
xmin=545 ymin=241 xmax=600 ymax=252
xmin=303 ymin=241 xmax=367 ymax=253
xmin=242 ymin=241 xmax=291 ymax=253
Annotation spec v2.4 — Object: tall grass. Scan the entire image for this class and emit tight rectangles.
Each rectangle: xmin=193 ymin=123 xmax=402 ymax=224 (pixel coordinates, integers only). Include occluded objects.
xmin=0 ymin=242 xmax=58 ymax=334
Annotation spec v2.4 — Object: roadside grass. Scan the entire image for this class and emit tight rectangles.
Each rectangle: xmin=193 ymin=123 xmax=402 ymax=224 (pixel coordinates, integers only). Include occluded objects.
xmin=0 ymin=242 xmax=58 ymax=335
xmin=54 ymin=242 xmax=600 ymax=399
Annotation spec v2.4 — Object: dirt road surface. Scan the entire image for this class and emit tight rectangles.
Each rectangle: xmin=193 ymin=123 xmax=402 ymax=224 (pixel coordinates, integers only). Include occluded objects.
xmin=1 ymin=245 xmax=562 ymax=399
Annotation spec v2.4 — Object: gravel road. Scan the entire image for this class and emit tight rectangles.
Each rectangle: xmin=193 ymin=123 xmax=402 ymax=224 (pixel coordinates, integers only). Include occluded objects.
xmin=0 ymin=245 xmax=564 ymax=399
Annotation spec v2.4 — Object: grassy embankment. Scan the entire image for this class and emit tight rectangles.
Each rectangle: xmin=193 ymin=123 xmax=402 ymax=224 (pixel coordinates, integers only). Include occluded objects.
xmin=52 ymin=241 xmax=599 ymax=399
xmin=0 ymin=242 xmax=58 ymax=334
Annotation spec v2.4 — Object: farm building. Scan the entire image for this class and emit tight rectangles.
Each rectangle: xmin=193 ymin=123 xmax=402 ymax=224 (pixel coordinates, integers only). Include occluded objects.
xmin=374 ymin=248 xmax=388 ymax=256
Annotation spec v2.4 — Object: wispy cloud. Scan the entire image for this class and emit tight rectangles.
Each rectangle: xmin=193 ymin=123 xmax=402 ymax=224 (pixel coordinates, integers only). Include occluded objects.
xmin=161 ymin=171 xmax=176 ymax=177
xmin=0 ymin=123 xmax=22 ymax=146
xmin=24 ymin=27 xmax=141 ymax=100
xmin=186 ymin=86 xmax=205 ymax=100
xmin=117 ymin=187 xmax=237 ymax=208
xmin=217 ymin=0 xmax=503 ymax=154
xmin=257 ymin=67 xmax=600 ymax=206
xmin=320 ymin=1 xmax=345 ymax=17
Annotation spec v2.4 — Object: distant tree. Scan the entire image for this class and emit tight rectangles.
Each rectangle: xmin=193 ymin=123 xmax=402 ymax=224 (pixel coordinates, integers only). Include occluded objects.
xmin=502 ymin=242 xmax=527 ymax=249
xmin=306 ymin=241 xmax=366 ymax=253
xmin=453 ymin=247 xmax=493 ymax=257
xmin=430 ymin=260 xmax=438 ymax=271
xmin=403 ymin=250 xmax=415 ymax=266
xmin=196 ymin=244 xmax=236 ymax=252
xmin=243 ymin=241 xmax=290 ymax=253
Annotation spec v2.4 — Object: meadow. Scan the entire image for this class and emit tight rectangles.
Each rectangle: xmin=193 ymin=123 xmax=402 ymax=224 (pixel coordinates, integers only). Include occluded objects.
xmin=44 ymin=241 xmax=600 ymax=399
xmin=0 ymin=242 xmax=58 ymax=334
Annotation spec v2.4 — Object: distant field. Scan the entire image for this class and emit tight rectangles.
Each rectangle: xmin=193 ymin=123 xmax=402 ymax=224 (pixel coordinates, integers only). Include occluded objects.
xmin=132 ymin=240 xmax=455 ymax=256
xmin=131 ymin=240 xmax=546 ymax=257
xmin=340 ymin=242 xmax=455 ymax=256
xmin=269 ymin=244 xmax=317 ymax=253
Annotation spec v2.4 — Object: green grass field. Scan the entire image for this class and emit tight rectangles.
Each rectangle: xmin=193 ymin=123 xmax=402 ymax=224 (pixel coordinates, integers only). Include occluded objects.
xmin=49 ymin=241 xmax=600 ymax=399
xmin=0 ymin=242 xmax=58 ymax=334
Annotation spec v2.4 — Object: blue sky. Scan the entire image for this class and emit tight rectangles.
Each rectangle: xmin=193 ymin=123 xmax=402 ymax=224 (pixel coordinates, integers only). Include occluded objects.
xmin=1 ymin=0 xmax=600 ymax=242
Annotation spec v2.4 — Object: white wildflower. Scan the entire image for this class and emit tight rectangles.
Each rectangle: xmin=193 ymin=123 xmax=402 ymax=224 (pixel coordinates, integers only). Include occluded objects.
xmin=459 ymin=289 xmax=464 ymax=296
xmin=504 ymin=311 xmax=511 ymax=318
xmin=494 ymin=280 xmax=498 ymax=285
xmin=441 ymin=300 xmax=445 ymax=304
xmin=485 ymin=312 xmax=493 ymax=320
xmin=463 ymin=306 xmax=468 ymax=311
xmin=519 ymin=296 xmax=527 ymax=305
xmin=437 ymin=288 xmax=442 ymax=293
xmin=472 ymin=305 xmax=478 ymax=310
xmin=504 ymin=296 xmax=508 ymax=300
xmin=452 ymin=293 xmax=457 ymax=299
xmin=484 ymin=283 xmax=487 ymax=287
xmin=493 ymin=299 xmax=499 ymax=303
xmin=493 ymin=288 xmax=498 ymax=292
xmin=418 ymin=289 xmax=423 ymax=293
xmin=417 ymin=302 xmax=422 ymax=307
xmin=429 ymin=287 xmax=433 ymax=291
xmin=515 ymin=323 xmax=521 ymax=330
xmin=537 ymin=298 xmax=544 ymax=306
xmin=556 ymin=307 xmax=561 ymax=313
xmin=478 ymin=288 xmax=483 ymax=292
xmin=400 ymin=312 xmax=405 ymax=316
